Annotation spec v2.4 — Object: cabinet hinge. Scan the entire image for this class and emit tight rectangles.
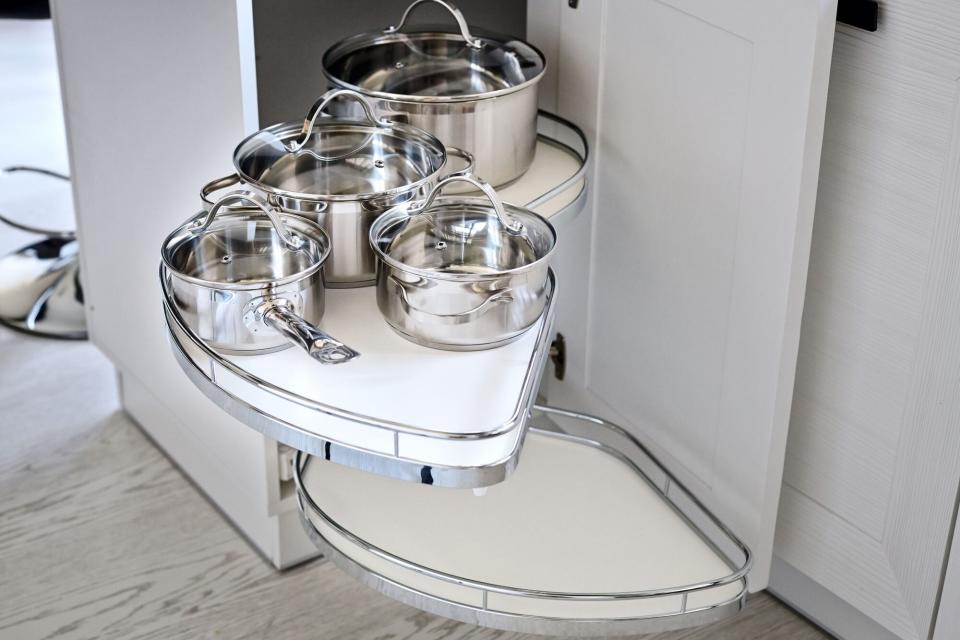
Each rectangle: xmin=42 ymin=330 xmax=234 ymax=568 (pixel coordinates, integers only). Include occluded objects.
xmin=550 ymin=333 xmax=566 ymax=381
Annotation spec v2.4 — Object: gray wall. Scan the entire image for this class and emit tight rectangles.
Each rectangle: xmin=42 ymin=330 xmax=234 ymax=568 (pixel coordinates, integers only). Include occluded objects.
xmin=252 ymin=0 xmax=527 ymax=125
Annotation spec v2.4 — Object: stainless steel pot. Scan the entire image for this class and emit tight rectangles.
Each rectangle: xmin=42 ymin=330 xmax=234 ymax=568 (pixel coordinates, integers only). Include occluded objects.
xmin=370 ymin=174 xmax=556 ymax=351
xmin=200 ymin=89 xmax=471 ymax=288
xmin=162 ymin=192 xmax=359 ymax=364
xmin=322 ymin=0 xmax=546 ymax=187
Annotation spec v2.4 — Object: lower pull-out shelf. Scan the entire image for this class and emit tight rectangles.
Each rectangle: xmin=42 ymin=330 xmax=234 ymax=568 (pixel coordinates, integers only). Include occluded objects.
xmin=295 ymin=405 xmax=751 ymax=637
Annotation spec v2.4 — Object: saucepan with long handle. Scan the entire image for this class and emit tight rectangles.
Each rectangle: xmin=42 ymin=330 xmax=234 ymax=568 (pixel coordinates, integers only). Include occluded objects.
xmin=161 ymin=192 xmax=359 ymax=364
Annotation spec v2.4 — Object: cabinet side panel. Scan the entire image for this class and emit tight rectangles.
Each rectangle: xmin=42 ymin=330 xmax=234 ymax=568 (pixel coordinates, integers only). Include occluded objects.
xmin=50 ymin=0 xmax=300 ymax=566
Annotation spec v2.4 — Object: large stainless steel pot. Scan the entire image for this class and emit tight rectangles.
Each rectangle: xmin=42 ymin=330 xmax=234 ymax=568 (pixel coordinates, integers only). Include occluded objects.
xmin=200 ymin=89 xmax=470 ymax=288
xmin=322 ymin=0 xmax=546 ymax=187
xmin=162 ymin=192 xmax=359 ymax=364
xmin=370 ymin=174 xmax=556 ymax=351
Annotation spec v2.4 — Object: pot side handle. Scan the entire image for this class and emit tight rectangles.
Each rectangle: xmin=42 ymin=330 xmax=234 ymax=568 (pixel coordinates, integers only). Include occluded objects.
xmin=440 ymin=147 xmax=475 ymax=180
xmin=385 ymin=0 xmax=483 ymax=49
xmin=258 ymin=300 xmax=360 ymax=365
xmin=199 ymin=173 xmax=243 ymax=212
xmin=390 ymin=275 xmax=513 ymax=325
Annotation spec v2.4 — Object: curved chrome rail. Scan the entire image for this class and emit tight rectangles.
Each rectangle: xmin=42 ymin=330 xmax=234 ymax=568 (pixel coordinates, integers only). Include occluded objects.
xmin=0 ymin=166 xmax=76 ymax=239
xmin=525 ymin=110 xmax=589 ymax=211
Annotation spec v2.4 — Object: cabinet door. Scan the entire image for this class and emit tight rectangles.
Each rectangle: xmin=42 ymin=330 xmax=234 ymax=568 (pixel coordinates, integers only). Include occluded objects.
xmin=773 ymin=3 xmax=960 ymax=639
xmin=539 ymin=0 xmax=837 ymax=588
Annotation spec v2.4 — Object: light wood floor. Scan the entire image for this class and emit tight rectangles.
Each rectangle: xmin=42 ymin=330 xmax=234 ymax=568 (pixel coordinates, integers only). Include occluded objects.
xmin=0 ymin=327 xmax=831 ymax=640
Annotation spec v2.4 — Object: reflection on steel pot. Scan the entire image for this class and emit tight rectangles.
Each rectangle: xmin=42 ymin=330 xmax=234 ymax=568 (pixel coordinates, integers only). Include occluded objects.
xmin=370 ymin=174 xmax=556 ymax=351
xmin=322 ymin=0 xmax=546 ymax=187
xmin=162 ymin=192 xmax=359 ymax=365
xmin=200 ymin=89 xmax=471 ymax=288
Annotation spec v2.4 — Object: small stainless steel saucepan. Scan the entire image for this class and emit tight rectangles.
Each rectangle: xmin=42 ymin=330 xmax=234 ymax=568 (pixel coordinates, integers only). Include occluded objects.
xmin=200 ymin=89 xmax=471 ymax=288
xmin=161 ymin=192 xmax=359 ymax=364
xmin=370 ymin=174 xmax=556 ymax=351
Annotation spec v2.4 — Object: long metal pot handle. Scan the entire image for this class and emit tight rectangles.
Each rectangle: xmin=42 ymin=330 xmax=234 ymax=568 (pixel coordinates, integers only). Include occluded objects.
xmin=385 ymin=0 xmax=482 ymax=49
xmin=255 ymin=299 xmax=360 ymax=365
xmin=192 ymin=191 xmax=303 ymax=250
xmin=389 ymin=274 xmax=512 ymax=325
xmin=287 ymin=89 xmax=388 ymax=154
xmin=410 ymin=173 xmax=523 ymax=235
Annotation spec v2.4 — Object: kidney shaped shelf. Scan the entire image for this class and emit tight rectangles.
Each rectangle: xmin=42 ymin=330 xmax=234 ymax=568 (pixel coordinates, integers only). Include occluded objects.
xmin=162 ymin=113 xmax=587 ymax=489
xmin=164 ymin=269 xmax=556 ymax=489
xmin=295 ymin=405 xmax=751 ymax=636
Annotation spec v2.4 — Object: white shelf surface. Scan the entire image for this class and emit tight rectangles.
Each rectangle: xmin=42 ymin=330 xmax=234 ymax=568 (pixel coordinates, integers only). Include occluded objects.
xmin=496 ymin=136 xmax=585 ymax=218
xmin=298 ymin=424 xmax=747 ymax=635
xmin=221 ymin=287 xmax=544 ymax=466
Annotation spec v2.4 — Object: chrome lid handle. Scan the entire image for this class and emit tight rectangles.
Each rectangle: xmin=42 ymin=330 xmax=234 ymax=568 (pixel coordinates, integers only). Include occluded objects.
xmin=385 ymin=0 xmax=483 ymax=49
xmin=193 ymin=191 xmax=304 ymax=250
xmin=287 ymin=89 xmax=387 ymax=153
xmin=410 ymin=173 xmax=524 ymax=235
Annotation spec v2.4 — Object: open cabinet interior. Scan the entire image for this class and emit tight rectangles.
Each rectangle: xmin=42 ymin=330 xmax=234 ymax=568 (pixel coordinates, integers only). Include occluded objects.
xmin=52 ymin=0 xmax=838 ymax=635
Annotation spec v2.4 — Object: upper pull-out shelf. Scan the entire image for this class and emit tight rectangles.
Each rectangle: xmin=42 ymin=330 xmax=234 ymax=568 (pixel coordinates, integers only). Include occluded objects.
xmin=163 ymin=113 xmax=587 ymax=489
xmin=164 ymin=270 xmax=556 ymax=488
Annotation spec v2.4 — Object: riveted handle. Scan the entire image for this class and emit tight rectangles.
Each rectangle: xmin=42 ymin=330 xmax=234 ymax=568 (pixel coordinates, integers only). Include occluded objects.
xmin=385 ymin=0 xmax=482 ymax=49
xmin=199 ymin=173 xmax=243 ymax=211
xmin=259 ymin=300 xmax=360 ymax=365
xmin=390 ymin=274 xmax=513 ymax=325
xmin=192 ymin=191 xmax=303 ymax=251
xmin=287 ymin=89 xmax=387 ymax=154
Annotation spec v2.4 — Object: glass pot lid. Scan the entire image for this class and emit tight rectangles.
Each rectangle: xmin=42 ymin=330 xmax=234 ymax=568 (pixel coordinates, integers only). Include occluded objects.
xmin=322 ymin=0 xmax=546 ymax=102
xmin=162 ymin=192 xmax=329 ymax=290
xmin=370 ymin=175 xmax=557 ymax=280
xmin=234 ymin=90 xmax=447 ymax=201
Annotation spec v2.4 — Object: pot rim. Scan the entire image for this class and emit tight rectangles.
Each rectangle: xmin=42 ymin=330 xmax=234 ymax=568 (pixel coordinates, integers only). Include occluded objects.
xmin=322 ymin=30 xmax=547 ymax=104
xmin=233 ymin=121 xmax=449 ymax=203
xmin=369 ymin=197 xmax=557 ymax=282
xmin=161 ymin=210 xmax=331 ymax=291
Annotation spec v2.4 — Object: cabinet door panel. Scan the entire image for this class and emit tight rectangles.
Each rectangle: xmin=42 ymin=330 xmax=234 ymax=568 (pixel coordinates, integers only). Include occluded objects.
xmin=547 ymin=0 xmax=837 ymax=588
xmin=774 ymin=4 xmax=960 ymax=638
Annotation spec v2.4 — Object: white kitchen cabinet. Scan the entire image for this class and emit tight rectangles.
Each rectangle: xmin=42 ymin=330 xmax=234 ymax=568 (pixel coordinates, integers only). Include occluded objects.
xmin=52 ymin=0 xmax=837 ymax=634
